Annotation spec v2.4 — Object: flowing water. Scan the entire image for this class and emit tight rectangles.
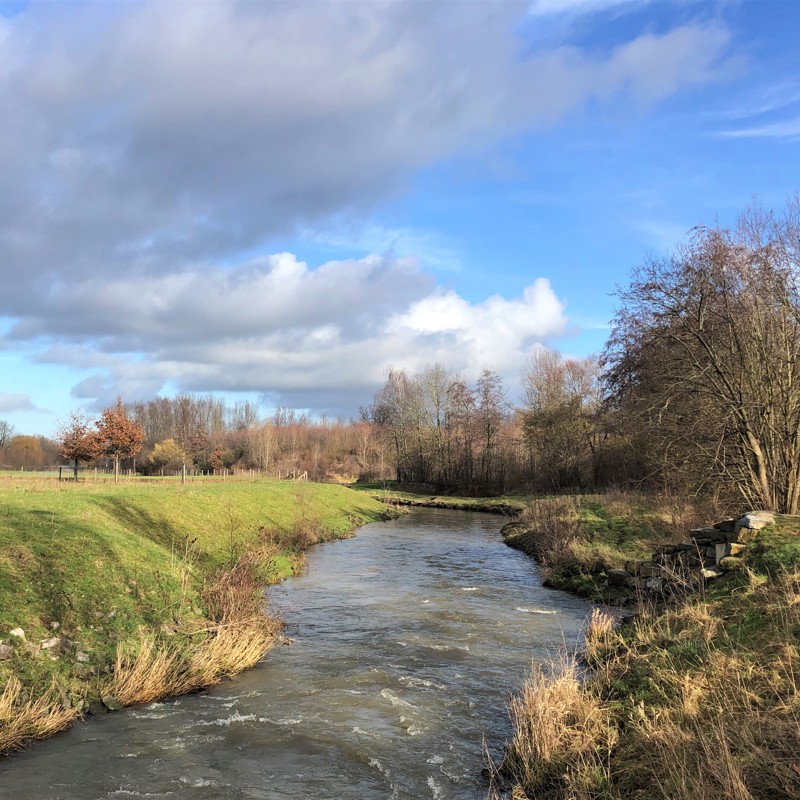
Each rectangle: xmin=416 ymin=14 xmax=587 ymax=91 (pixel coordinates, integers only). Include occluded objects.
xmin=0 ymin=509 xmax=591 ymax=800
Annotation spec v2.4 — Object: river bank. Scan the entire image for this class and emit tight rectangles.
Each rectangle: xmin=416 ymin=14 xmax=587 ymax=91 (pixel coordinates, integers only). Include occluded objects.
xmin=488 ymin=495 xmax=800 ymax=799
xmin=0 ymin=478 xmax=393 ymax=753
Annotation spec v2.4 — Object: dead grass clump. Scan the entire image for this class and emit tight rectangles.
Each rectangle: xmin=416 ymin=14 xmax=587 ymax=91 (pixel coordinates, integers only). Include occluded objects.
xmin=519 ymin=496 xmax=580 ymax=565
xmin=106 ymin=551 xmax=282 ymax=708
xmin=0 ymin=676 xmax=79 ymax=752
xmin=495 ymin=655 xmax=617 ymax=800
xmin=109 ymin=635 xmax=181 ymax=706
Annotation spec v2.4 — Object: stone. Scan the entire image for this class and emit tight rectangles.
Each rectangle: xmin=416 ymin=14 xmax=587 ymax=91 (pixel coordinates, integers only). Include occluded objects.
xmin=86 ymin=699 xmax=107 ymax=716
xmin=656 ymin=544 xmax=677 ymax=555
xmin=50 ymin=621 xmax=60 ymax=630
xmin=735 ymin=511 xmax=775 ymax=535
xmin=9 ymin=627 xmax=25 ymax=640
xmin=606 ymin=569 xmax=634 ymax=587
xmin=639 ymin=563 xmax=659 ymax=579
xmin=75 ymin=651 xmax=90 ymax=663
xmin=693 ymin=537 xmax=714 ymax=547
xmin=0 ymin=644 xmax=14 ymax=660
xmin=645 ymin=576 xmax=664 ymax=591
xmin=707 ymin=543 xmax=729 ymax=564
xmin=101 ymin=694 xmax=123 ymax=712
xmin=713 ymin=519 xmax=737 ymax=534
xmin=728 ymin=543 xmax=746 ymax=556
xmin=690 ymin=527 xmax=718 ymax=539
xmin=718 ymin=556 xmax=745 ymax=572
xmin=702 ymin=567 xmax=723 ymax=580
xmin=40 ymin=636 xmax=62 ymax=653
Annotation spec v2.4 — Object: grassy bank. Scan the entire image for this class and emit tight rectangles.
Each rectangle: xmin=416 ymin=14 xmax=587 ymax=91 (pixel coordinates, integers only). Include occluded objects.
xmin=502 ymin=493 xmax=702 ymax=601
xmin=0 ymin=478 xmax=390 ymax=752
xmin=352 ymin=481 xmax=526 ymax=515
xmin=493 ymin=522 xmax=800 ymax=799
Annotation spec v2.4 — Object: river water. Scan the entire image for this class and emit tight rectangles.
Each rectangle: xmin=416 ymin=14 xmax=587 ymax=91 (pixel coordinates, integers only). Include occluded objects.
xmin=0 ymin=509 xmax=591 ymax=800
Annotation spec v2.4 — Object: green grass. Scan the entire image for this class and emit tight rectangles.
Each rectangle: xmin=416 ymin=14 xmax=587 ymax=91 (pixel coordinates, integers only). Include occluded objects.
xmin=351 ymin=481 xmax=526 ymax=514
xmin=0 ymin=479 xmax=389 ymax=710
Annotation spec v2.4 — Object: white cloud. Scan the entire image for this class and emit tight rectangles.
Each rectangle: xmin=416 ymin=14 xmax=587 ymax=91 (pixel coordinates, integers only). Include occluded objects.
xmin=0 ymin=393 xmax=36 ymax=413
xmin=718 ymin=117 xmax=800 ymax=140
xmin=528 ymin=0 xmax=646 ymax=17
xmin=16 ymin=253 xmax=566 ymax=411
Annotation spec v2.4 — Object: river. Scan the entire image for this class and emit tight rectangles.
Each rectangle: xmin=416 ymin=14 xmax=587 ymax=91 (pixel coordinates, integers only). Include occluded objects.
xmin=0 ymin=508 xmax=591 ymax=799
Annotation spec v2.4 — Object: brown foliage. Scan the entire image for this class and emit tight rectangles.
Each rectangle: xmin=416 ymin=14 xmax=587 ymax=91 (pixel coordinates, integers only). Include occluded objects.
xmin=96 ymin=398 xmax=145 ymax=481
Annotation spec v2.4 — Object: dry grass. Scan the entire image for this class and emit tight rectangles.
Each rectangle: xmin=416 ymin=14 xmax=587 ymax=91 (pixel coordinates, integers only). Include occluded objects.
xmin=492 ymin=654 xmax=617 ymax=800
xmin=494 ymin=570 xmax=800 ymax=799
xmin=105 ymin=550 xmax=283 ymax=707
xmin=0 ymin=676 xmax=80 ymax=753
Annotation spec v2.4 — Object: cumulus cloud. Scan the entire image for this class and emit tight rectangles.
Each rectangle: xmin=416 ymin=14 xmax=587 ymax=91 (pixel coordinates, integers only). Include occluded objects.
xmin=0 ymin=393 xmax=36 ymax=413
xmin=17 ymin=253 xmax=566 ymax=411
xmin=0 ymin=1 xmax=734 ymax=410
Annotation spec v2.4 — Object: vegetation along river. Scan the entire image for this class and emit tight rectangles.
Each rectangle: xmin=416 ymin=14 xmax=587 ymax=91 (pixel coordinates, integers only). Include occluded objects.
xmin=0 ymin=508 xmax=592 ymax=799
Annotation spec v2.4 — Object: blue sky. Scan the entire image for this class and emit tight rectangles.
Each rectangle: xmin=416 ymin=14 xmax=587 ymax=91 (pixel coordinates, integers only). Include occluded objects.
xmin=1 ymin=0 xmax=799 ymax=436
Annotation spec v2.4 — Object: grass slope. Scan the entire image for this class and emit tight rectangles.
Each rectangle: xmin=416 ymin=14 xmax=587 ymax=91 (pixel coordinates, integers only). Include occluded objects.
xmin=495 ymin=505 xmax=800 ymax=799
xmin=352 ymin=481 xmax=526 ymax=515
xmin=0 ymin=479 xmax=389 ymax=750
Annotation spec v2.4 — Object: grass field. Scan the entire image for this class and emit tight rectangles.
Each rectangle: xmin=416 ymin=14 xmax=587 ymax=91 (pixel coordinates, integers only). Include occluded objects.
xmin=0 ymin=478 xmax=390 ymax=750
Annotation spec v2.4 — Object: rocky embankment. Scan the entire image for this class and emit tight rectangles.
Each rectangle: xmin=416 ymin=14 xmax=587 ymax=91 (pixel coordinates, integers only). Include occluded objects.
xmin=607 ymin=510 xmax=774 ymax=595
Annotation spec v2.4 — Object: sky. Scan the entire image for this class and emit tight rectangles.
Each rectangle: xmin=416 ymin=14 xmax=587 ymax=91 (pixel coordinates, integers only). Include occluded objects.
xmin=1 ymin=0 xmax=799 ymax=436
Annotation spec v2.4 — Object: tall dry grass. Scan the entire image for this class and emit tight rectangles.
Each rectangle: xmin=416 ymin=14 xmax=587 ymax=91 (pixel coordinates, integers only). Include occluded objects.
xmin=0 ymin=676 xmax=79 ymax=753
xmin=106 ymin=550 xmax=282 ymax=707
xmin=494 ymin=570 xmax=800 ymax=799
xmin=492 ymin=653 xmax=617 ymax=800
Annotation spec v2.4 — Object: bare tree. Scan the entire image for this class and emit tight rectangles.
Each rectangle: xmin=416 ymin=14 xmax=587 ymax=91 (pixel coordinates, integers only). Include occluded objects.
xmin=604 ymin=198 xmax=800 ymax=512
xmin=0 ymin=420 xmax=14 ymax=449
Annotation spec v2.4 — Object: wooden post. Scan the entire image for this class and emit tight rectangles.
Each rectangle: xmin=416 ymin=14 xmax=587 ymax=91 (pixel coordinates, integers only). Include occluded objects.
xmin=182 ymin=462 xmax=186 ymax=485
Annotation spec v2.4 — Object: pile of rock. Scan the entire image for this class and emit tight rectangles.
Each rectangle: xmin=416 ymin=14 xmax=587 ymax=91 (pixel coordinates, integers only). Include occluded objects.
xmin=608 ymin=510 xmax=775 ymax=594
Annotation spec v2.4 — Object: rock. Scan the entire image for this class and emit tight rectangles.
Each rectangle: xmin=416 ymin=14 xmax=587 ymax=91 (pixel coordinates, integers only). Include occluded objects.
xmin=0 ymin=644 xmax=14 ymax=660
xmin=690 ymin=527 xmax=718 ymax=539
xmin=735 ymin=511 xmax=775 ymax=534
xmin=50 ymin=621 xmax=60 ymax=630
xmin=9 ymin=627 xmax=25 ymax=640
xmin=101 ymin=694 xmax=123 ymax=712
xmin=86 ymin=699 xmax=107 ymax=716
xmin=713 ymin=518 xmax=736 ymax=533
xmin=75 ymin=650 xmax=90 ymax=663
xmin=639 ymin=563 xmax=659 ymax=579
xmin=606 ymin=569 xmax=634 ymax=587
xmin=40 ymin=636 xmax=63 ymax=653
xmin=706 ymin=543 xmax=729 ymax=564
xmin=702 ymin=567 xmax=723 ymax=580
xmin=656 ymin=544 xmax=677 ymax=555
xmin=645 ymin=576 xmax=664 ymax=591
xmin=728 ymin=543 xmax=746 ymax=556
xmin=718 ymin=556 xmax=745 ymax=572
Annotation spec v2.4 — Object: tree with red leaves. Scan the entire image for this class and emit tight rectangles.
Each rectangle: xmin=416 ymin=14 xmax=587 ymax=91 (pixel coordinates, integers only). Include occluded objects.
xmin=57 ymin=412 xmax=103 ymax=481
xmin=96 ymin=398 xmax=145 ymax=483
